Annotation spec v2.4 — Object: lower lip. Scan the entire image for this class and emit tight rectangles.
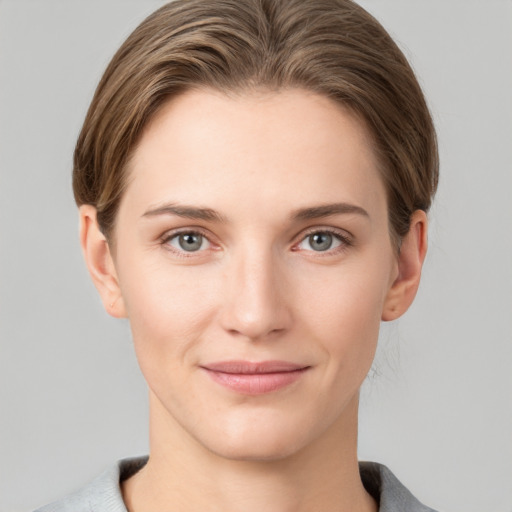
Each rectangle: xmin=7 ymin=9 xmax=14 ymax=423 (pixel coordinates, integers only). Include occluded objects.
xmin=202 ymin=368 xmax=308 ymax=395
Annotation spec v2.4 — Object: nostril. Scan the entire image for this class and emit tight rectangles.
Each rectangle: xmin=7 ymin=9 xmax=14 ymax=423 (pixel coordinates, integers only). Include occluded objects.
xmin=221 ymin=302 xmax=290 ymax=341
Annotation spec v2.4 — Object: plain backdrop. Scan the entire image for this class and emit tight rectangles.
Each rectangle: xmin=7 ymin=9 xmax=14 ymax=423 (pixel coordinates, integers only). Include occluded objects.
xmin=1 ymin=1 xmax=511 ymax=511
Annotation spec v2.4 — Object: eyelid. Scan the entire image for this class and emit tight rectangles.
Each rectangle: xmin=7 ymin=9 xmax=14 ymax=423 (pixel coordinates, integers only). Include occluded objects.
xmin=292 ymin=226 xmax=354 ymax=253
xmin=160 ymin=227 xmax=218 ymax=257
xmin=158 ymin=225 xmax=353 ymax=258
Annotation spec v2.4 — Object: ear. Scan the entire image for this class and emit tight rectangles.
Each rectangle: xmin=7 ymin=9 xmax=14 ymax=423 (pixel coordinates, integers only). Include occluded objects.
xmin=79 ymin=205 xmax=127 ymax=318
xmin=381 ymin=210 xmax=428 ymax=321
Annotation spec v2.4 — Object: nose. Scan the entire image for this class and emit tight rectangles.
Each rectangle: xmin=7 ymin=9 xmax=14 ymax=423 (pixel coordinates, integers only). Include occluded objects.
xmin=219 ymin=245 xmax=292 ymax=341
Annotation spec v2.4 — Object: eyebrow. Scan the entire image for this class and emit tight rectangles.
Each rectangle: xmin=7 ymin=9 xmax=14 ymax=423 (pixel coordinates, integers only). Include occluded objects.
xmin=142 ymin=201 xmax=368 ymax=223
xmin=291 ymin=203 xmax=369 ymax=221
xmin=142 ymin=203 xmax=227 ymax=222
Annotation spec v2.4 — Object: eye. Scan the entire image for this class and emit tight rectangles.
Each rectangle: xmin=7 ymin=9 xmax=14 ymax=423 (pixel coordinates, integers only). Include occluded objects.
xmin=296 ymin=230 xmax=348 ymax=252
xmin=166 ymin=231 xmax=211 ymax=252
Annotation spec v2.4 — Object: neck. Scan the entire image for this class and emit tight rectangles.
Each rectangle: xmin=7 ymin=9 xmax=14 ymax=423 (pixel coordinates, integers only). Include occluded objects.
xmin=122 ymin=393 xmax=376 ymax=512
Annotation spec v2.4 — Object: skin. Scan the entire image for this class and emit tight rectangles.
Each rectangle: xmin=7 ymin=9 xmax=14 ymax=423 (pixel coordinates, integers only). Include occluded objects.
xmin=81 ymin=88 xmax=427 ymax=512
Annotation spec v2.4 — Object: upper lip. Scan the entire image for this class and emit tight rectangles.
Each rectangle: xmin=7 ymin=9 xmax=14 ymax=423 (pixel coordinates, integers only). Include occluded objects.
xmin=200 ymin=360 xmax=309 ymax=374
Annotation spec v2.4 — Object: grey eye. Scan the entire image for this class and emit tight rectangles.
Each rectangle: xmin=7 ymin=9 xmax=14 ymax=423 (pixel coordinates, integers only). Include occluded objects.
xmin=297 ymin=231 xmax=343 ymax=252
xmin=169 ymin=232 xmax=209 ymax=252
xmin=308 ymin=232 xmax=334 ymax=251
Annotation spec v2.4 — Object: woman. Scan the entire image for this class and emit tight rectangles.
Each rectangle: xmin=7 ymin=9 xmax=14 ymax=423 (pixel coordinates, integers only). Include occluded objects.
xmin=36 ymin=0 xmax=438 ymax=510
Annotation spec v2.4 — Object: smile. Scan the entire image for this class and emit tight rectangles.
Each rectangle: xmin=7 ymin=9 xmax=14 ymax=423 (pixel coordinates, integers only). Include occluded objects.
xmin=200 ymin=361 xmax=310 ymax=395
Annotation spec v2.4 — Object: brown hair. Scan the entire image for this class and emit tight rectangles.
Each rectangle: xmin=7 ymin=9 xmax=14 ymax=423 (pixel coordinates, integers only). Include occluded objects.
xmin=73 ymin=0 xmax=438 ymax=243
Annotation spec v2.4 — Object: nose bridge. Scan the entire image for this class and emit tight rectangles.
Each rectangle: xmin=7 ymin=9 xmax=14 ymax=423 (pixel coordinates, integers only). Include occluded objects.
xmin=221 ymin=239 xmax=289 ymax=340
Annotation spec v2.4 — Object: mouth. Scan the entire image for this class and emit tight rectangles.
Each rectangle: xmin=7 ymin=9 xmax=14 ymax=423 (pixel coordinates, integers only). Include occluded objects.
xmin=200 ymin=360 xmax=311 ymax=395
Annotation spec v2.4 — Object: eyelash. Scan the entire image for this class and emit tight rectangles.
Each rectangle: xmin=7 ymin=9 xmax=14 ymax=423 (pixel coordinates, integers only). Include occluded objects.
xmin=159 ymin=227 xmax=353 ymax=258
xmin=292 ymin=227 xmax=353 ymax=256
xmin=160 ymin=228 xmax=215 ymax=259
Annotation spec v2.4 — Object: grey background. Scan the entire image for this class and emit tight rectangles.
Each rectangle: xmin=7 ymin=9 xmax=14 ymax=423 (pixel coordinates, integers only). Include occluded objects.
xmin=1 ymin=1 xmax=511 ymax=511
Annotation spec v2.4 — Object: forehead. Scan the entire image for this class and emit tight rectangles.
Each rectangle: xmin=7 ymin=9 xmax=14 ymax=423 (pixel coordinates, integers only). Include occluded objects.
xmin=123 ymin=88 xmax=386 ymax=221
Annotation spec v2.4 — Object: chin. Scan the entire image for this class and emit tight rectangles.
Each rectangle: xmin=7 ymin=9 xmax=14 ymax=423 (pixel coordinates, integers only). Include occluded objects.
xmin=206 ymin=433 xmax=305 ymax=463
xmin=194 ymin=411 xmax=321 ymax=463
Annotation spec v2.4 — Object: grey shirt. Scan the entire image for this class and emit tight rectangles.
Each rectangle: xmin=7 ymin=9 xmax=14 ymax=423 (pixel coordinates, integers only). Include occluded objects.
xmin=35 ymin=457 xmax=438 ymax=512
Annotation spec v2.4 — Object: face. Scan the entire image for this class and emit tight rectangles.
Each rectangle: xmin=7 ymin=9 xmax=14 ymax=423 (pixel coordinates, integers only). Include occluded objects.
xmin=104 ymin=88 xmax=402 ymax=461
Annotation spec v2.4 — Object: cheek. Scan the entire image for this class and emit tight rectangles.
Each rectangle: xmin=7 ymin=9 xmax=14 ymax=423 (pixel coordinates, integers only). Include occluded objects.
xmin=117 ymin=253 xmax=220 ymax=373
xmin=294 ymin=260 xmax=391 ymax=365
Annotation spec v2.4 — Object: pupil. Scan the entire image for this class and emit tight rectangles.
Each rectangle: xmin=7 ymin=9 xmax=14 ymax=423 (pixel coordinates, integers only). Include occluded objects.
xmin=310 ymin=232 xmax=332 ymax=251
xmin=179 ymin=233 xmax=202 ymax=251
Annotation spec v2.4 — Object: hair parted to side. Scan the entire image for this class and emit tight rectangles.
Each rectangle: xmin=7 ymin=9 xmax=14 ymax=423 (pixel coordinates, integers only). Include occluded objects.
xmin=73 ymin=0 xmax=438 ymax=243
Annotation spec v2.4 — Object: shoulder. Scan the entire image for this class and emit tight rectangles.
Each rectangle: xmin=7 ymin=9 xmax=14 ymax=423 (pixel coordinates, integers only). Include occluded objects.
xmin=359 ymin=461 xmax=438 ymax=512
xmin=35 ymin=457 xmax=436 ymax=512
xmin=34 ymin=457 xmax=148 ymax=512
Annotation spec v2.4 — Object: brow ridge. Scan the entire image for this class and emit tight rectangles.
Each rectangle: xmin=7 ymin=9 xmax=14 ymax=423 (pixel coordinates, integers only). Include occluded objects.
xmin=142 ymin=203 xmax=226 ymax=222
xmin=142 ymin=201 xmax=368 ymax=223
xmin=292 ymin=202 xmax=369 ymax=221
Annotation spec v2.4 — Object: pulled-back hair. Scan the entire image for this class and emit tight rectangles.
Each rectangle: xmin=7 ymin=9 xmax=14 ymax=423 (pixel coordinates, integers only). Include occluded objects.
xmin=73 ymin=0 xmax=438 ymax=243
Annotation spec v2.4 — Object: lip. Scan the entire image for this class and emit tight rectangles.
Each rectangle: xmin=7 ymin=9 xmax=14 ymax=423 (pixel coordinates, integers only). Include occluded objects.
xmin=200 ymin=360 xmax=310 ymax=395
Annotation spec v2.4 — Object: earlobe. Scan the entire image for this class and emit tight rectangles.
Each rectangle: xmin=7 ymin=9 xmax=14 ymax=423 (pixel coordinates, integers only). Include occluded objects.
xmin=381 ymin=210 xmax=428 ymax=321
xmin=79 ymin=205 xmax=127 ymax=318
